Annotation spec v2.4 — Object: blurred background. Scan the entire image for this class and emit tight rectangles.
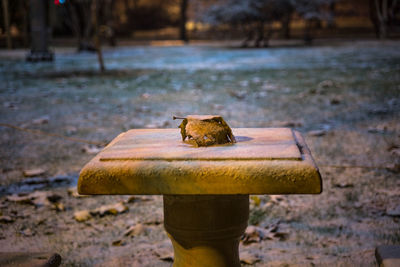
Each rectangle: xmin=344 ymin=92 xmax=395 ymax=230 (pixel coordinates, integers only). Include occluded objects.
xmin=1 ymin=0 xmax=400 ymax=50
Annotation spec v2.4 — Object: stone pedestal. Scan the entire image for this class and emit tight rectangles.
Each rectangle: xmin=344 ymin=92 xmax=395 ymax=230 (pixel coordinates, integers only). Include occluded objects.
xmin=164 ymin=195 xmax=248 ymax=267
xmin=78 ymin=128 xmax=322 ymax=265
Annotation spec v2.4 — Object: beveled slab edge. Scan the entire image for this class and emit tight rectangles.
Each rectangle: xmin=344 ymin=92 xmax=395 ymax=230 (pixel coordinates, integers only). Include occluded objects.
xmin=293 ymin=130 xmax=322 ymax=194
xmin=78 ymin=129 xmax=322 ymax=195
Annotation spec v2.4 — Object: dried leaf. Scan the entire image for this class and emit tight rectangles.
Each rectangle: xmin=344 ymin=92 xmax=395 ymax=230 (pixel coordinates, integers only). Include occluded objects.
xmin=74 ymin=210 xmax=92 ymax=222
xmin=47 ymin=194 xmax=62 ymax=203
xmin=0 ymin=215 xmax=14 ymax=223
xmin=229 ymin=90 xmax=247 ymax=100
xmin=333 ymin=182 xmax=354 ymax=188
xmin=23 ymin=168 xmax=46 ymax=177
xmin=92 ymin=202 xmax=128 ymax=216
xmin=154 ymin=248 xmax=174 ymax=262
xmin=6 ymin=194 xmax=34 ymax=205
xmin=20 ymin=228 xmax=34 ymax=237
xmin=124 ymin=223 xmax=147 ymax=236
xmin=67 ymin=187 xmax=89 ymax=198
xmin=175 ymin=115 xmax=236 ymax=147
xmin=240 ymin=251 xmax=262 ymax=265
xmin=241 ymin=226 xmax=265 ymax=244
xmin=390 ymin=148 xmax=400 ymax=157
xmin=124 ymin=196 xmax=137 ymax=203
xmin=273 ymin=232 xmax=289 ymax=241
xmin=81 ymin=144 xmax=102 ymax=154
xmin=308 ymin=130 xmax=327 ymax=137
xmin=386 ymin=205 xmax=400 ymax=217
xmin=32 ymin=115 xmax=49 ymax=125
xmin=250 ymin=196 xmax=261 ymax=207
xmin=52 ymin=202 xmax=65 ymax=212
xmin=112 ymin=239 xmax=126 ymax=246
xmin=386 ymin=163 xmax=400 ymax=173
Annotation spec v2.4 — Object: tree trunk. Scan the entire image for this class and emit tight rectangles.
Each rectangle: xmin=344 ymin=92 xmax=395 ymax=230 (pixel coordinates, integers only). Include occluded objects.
xmin=241 ymin=26 xmax=253 ymax=48
xmin=374 ymin=0 xmax=388 ymax=39
xmin=66 ymin=2 xmax=82 ymax=50
xmin=263 ymin=25 xmax=273 ymax=48
xmin=22 ymin=0 xmax=29 ymax=47
xmin=179 ymin=0 xmax=188 ymax=43
xmin=27 ymin=0 xmax=53 ymax=61
xmin=2 ymin=0 xmax=12 ymax=49
xmin=369 ymin=0 xmax=380 ymax=38
xmin=281 ymin=14 xmax=291 ymax=39
xmin=254 ymin=21 xmax=264 ymax=47
xmin=304 ymin=20 xmax=313 ymax=45
xmin=91 ymin=0 xmax=105 ymax=72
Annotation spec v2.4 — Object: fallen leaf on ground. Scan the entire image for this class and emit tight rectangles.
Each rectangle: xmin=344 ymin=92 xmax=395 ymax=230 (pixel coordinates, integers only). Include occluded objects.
xmin=386 ymin=205 xmax=400 ymax=217
xmin=229 ymin=90 xmax=247 ymax=100
xmin=6 ymin=194 xmax=34 ymax=205
xmin=67 ymin=187 xmax=89 ymax=198
xmin=390 ymin=148 xmax=400 ymax=157
xmin=273 ymin=232 xmax=289 ymax=241
xmin=333 ymin=182 xmax=354 ymax=188
xmin=47 ymin=194 xmax=62 ymax=203
xmin=65 ymin=126 xmax=77 ymax=135
xmin=0 ymin=215 xmax=14 ymax=223
xmin=386 ymin=163 xmax=400 ymax=173
xmin=368 ymin=125 xmax=388 ymax=134
xmin=241 ymin=226 xmax=267 ymax=244
xmin=318 ymin=80 xmax=334 ymax=89
xmin=51 ymin=202 xmax=65 ymax=212
xmin=250 ymin=196 xmax=261 ymax=207
xmin=112 ymin=239 xmax=126 ymax=246
xmin=308 ymin=130 xmax=327 ymax=137
xmin=81 ymin=144 xmax=103 ymax=154
xmin=30 ymin=191 xmax=52 ymax=206
xmin=124 ymin=223 xmax=147 ymax=236
xmin=7 ymin=191 xmax=63 ymax=208
xmin=92 ymin=202 xmax=128 ymax=216
xmin=74 ymin=210 xmax=92 ymax=222
xmin=330 ymin=97 xmax=341 ymax=105
xmin=154 ymin=248 xmax=174 ymax=262
xmin=124 ymin=196 xmax=137 ymax=203
xmin=20 ymin=228 xmax=34 ymax=237
xmin=32 ymin=115 xmax=49 ymax=125
xmin=240 ymin=251 xmax=262 ymax=265
xmin=23 ymin=168 xmax=46 ymax=177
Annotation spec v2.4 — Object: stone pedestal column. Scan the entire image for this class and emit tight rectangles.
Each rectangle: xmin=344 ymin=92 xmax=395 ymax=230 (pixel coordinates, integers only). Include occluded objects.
xmin=163 ymin=195 xmax=249 ymax=267
xmin=26 ymin=0 xmax=53 ymax=62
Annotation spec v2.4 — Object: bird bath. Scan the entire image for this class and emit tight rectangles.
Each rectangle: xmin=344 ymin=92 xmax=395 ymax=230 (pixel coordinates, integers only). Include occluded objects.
xmin=78 ymin=127 xmax=322 ymax=266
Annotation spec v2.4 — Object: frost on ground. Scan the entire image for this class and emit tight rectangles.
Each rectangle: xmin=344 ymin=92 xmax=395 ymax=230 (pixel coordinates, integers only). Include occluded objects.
xmin=0 ymin=41 xmax=399 ymax=266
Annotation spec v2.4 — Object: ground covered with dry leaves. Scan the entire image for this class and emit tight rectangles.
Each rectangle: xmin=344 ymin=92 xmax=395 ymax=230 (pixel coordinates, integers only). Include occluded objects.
xmin=0 ymin=40 xmax=399 ymax=266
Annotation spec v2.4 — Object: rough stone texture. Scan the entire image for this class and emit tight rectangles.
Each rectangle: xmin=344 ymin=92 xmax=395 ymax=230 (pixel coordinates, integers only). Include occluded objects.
xmin=164 ymin=195 xmax=249 ymax=267
xmin=376 ymin=245 xmax=400 ymax=267
xmin=78 ymin=128 xmax=321 ymax=195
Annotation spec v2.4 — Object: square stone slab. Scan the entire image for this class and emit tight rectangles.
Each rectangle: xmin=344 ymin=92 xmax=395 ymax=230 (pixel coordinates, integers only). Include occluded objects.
xmin=78 ymin=128 xmax=322 ymax=195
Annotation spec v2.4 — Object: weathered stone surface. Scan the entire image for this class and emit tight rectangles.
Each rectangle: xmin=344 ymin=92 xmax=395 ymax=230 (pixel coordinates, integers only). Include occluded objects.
xmin=376 ymin=245 xmax=400 ymax=267
xmin=78 ymin=128 xmax=321 ymax=195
